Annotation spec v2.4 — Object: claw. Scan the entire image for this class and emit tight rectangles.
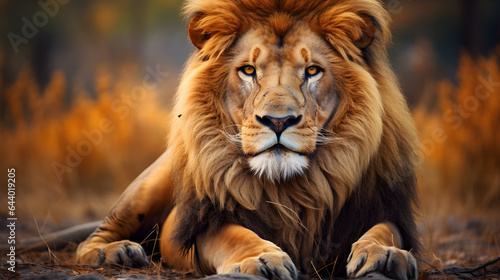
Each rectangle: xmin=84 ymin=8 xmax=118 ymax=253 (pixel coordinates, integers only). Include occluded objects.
xmin=347 ymin=242 xmax=417 ymax=280
xmin=227 ymin=252 xmax=298 ymax=280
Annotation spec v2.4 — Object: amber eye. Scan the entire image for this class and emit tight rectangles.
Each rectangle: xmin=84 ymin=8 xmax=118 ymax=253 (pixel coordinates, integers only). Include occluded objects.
xmin=240 ymin=65 xmax=256 ymax=76
xmin=306 ymin=66 xmax=320 ymax=77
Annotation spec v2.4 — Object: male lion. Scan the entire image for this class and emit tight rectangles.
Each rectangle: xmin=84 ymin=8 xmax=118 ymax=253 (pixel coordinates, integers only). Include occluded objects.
xmin=77 ymin=0 xmax=420 ymax=279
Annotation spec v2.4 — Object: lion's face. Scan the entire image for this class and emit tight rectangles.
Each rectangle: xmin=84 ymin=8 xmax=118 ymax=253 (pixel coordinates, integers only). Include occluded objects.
xmin=225 ymin=25 xmax=339 ymax=182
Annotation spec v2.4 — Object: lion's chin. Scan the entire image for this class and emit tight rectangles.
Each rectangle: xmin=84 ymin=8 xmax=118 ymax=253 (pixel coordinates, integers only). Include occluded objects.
xmin=248 ymin=148 xmax=309 ymax=182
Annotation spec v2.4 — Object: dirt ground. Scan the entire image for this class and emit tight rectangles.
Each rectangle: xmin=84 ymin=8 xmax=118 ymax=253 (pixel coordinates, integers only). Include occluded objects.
xmin=1 ymin=214 xmax=499 ymax=280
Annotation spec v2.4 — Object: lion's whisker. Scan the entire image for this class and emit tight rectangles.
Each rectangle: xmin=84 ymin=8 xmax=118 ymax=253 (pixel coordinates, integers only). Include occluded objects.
xmin=308 ymin=127 xmax=341 ymax=145
xmin=221 ymin=125 xmax=243 ymax=148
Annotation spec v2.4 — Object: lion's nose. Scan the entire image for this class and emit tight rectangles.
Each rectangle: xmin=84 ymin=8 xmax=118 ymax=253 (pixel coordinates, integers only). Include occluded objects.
xmin=256 ymin=115 xmax=302 ymax=138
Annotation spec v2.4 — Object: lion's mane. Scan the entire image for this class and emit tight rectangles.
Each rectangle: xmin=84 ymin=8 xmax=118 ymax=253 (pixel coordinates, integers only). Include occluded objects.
xmin=169 ymin=0 xmax=419 ymax=275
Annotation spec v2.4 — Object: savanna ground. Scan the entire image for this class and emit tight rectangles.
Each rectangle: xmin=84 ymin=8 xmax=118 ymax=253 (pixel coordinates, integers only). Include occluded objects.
xmin=0 ymin=49 xmax=499 ymax=279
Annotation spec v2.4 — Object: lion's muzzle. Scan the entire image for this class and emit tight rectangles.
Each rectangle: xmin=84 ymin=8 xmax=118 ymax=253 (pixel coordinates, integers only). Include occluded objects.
xmin=256 ymin=115 xmax=302 ymax=140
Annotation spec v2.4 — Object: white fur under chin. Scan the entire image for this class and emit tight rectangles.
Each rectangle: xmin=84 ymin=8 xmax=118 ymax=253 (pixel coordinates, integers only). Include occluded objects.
xmin=249 ymin=151 xmax=309 ymax=182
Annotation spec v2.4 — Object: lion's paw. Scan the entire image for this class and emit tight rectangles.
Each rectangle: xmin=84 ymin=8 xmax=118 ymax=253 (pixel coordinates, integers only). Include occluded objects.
xmin=346 ymin=240 xmax=417 ymax=280
xmin=95 ymin=240 xmax=149 ymax=268
xmin=226 ymin=251 xmax=298 ymax=280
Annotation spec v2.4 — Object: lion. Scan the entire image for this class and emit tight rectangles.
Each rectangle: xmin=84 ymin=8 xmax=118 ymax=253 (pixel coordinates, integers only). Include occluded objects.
xmin=76 ymin=0 xmax=420 ymax=279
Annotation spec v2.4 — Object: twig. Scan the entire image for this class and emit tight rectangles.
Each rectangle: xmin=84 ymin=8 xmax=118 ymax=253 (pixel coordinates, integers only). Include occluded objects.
xmin=425 ymin=257 xmax=500 ymax=278
xmin=310 ymin=260 xmax=322 ymax=280
xmin=33 ymin=218 xmax=59 ymax=264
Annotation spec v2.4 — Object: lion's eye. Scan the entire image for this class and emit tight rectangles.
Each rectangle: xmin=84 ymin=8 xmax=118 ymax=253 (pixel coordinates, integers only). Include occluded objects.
xmin=305 ymin=66 xmax=321 ymax=77
xmin=239 ymin=65 xmax=256 ymax=76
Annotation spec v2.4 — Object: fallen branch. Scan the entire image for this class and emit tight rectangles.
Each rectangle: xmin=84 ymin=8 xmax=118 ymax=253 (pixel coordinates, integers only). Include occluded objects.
xmin=0 ymin=221 xmax=102 ymax=253
xmin=424 ymin=257 xmax=500 ymax=278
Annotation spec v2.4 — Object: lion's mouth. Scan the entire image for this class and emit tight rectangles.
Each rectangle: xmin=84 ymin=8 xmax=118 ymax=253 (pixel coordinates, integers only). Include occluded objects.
xmin=253 ymin=144 xmax=307 ymax=157
xmin=248 ymin=144 xmax=309 ymax=182
xmin=268 ymin=144 xmax=287 ymax=155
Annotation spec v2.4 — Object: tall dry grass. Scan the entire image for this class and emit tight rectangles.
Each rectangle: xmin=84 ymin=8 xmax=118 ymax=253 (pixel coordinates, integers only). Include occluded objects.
xmin=1 ymin=61 xmax=170 ymax=228
xmin=415 ymin=49 xmax=500 ymax=268
xmin=415 ymin=49 xmax=500 ymax=213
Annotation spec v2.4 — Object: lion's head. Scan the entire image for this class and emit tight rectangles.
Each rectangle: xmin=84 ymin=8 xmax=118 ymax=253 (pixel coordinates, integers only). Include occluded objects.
xmin=171 ymin=0 xmax=419 ymax=271
xmin=227 ymin=26 xmax=343 ymax=182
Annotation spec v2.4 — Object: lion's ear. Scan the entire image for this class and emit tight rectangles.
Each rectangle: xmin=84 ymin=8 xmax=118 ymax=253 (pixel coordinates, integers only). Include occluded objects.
xmin=354 ymin=15 xmax=375 ymax=49
xmin=188 ymin=13 xmax=210 ymax=49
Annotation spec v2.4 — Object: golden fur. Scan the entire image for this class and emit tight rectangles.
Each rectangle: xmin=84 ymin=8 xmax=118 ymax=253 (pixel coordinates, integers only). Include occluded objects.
xmin=77 ymin=0 xmax=420 ymax=278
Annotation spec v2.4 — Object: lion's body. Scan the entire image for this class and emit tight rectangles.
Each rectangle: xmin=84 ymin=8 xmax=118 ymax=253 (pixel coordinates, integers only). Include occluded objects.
xmin=77 ymin=0 xmax=420 ymax=278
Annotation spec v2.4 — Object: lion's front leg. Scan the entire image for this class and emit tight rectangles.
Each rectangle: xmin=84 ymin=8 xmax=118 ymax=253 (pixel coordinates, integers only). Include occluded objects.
xmin=346 ymin=222 xmax=418 ymax=280
xmin=76 ymin=151 xmax=174 ymax=267
xmin=197 ymin=224 xmax=298 ymax=280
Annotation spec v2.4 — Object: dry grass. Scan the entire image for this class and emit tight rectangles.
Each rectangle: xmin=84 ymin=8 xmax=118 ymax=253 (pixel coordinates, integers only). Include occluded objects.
xmin=0 ymin=60 xmax=170 ymax=228
xmin=6 ymin=247 xmax=196 ymax=279
xmin=415 ymin=49 xmax=500 ymax=271
xmin=416 ymin=49 xmax=500 ymax=211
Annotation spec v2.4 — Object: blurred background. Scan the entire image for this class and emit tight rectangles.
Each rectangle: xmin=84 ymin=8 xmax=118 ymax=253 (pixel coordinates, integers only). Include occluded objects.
xmin=1 ymin=0 xmax=499 ymax=271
